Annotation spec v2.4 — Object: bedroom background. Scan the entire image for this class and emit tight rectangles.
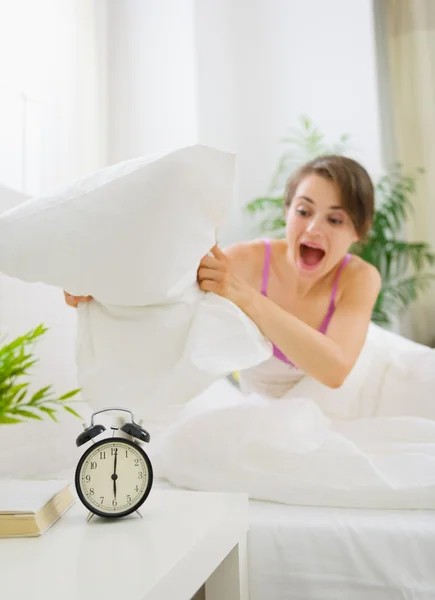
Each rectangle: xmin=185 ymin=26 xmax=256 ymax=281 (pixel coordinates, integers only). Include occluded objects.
xmin=3 ymin=5 xmax=435 ymax=599
xmin=0 ymin=0 xmax=434 ymax=408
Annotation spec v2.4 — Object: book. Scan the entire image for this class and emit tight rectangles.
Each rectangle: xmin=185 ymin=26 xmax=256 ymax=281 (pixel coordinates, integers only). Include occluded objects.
xmin=0 ymin=479 xmax=74 ymax=537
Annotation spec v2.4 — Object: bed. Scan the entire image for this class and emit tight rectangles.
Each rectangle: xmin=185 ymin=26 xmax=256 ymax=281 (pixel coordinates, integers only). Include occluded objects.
xmin=248 ymin=499 xmax=435 ymax=600
xmin=2 ymin=156 xmax=435 ymax=600
xmin=155 ymin=477 xmax=435 ymax=600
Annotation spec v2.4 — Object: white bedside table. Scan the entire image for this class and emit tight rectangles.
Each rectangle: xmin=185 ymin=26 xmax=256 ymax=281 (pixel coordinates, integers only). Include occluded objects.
xmin=0 ymin=489 xmax=249 ymax=600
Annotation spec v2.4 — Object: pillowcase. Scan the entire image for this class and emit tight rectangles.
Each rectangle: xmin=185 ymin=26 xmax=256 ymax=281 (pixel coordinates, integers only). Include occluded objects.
xmin=0 ymin=185 xmax=80 ymax=400
xmin=0 ymin=145 xmax=271 ymax=422
xmin=0 ymin=145 xmax=234 ymax=305
xmin=0 ymin=185 xmax=90 ymax=479
xmin=0 ymin=184 xmax=29 ymax=213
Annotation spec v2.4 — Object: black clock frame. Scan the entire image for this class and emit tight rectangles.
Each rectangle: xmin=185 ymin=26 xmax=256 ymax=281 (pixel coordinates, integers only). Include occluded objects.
xmin=75 ymin=437 xmax=154 ymax=518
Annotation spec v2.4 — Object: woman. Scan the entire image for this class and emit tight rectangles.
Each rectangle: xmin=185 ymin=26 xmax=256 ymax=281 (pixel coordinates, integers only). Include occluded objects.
xmin=65 ymin=155 xmax=381 ymax=396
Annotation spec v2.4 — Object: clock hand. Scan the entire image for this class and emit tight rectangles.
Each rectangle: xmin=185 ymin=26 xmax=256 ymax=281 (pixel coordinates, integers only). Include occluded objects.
xmin=112 ymin=448 xmax=118 ymax=499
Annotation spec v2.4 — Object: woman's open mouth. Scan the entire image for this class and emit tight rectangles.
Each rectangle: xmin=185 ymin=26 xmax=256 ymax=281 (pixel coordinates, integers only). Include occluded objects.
xmin=298 ymin=243 xmax=326 ymax=270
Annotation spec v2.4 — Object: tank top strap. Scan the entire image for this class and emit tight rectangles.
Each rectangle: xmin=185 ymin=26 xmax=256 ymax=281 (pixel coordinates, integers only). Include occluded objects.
xmin=319 ymin=253 xmax=352 ymax=334
xmin=331 ymin=253 xmax=352 ymax=301
xmin=261 ymin=238 xmax=272 ymax=295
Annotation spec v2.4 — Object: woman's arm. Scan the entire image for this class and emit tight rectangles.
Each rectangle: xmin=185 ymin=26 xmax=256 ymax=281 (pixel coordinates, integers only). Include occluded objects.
xmin=198 ymin=246 xmax=381 ymax=388
xmin=242 ymin=266 xmax=380 ymax=387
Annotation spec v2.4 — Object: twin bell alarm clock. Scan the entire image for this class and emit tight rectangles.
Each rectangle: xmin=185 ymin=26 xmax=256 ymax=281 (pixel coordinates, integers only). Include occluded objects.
xmin=75 ymin=407 xmax=153 ymax=521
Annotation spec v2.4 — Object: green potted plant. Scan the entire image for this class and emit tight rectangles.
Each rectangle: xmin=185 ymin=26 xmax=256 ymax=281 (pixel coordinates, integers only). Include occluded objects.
xmin=0 ymin=324 xmax=82 ymax=424
xmin=245 ymin=116 xmax=435 ymax=327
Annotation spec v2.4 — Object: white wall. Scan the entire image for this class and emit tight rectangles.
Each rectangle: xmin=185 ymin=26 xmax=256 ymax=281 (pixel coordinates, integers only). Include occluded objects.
xmin=105 ymin=0 xmax=383 ymax=244
xmin=193 ymin=0 xmax=236 ymax=154
xmin=106 ymin=0 xmax=197 ymax=164
xmin=220 ymin=0 xmax=384 ymax=244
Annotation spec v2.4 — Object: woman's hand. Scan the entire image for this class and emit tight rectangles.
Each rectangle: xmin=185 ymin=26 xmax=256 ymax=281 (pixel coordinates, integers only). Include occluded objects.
xmin=197 ymin=245 xmax=254 ymax=310
xmin=64 ymin=291 xmax=93 ymax=308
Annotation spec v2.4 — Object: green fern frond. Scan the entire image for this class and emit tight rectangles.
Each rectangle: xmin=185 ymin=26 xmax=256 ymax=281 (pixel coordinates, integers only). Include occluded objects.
xmin=376 ymin=275 xmax=435 ymax=323
xmin=245 ymin=196 xmax=284 ymax=214
xmin=0 ymin=325 xmax=82 ymax=425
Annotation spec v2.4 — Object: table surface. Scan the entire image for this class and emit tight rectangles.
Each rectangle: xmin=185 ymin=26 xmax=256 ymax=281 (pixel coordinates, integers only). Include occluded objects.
xmin=0 ymin=489 xmax=249 ymax=600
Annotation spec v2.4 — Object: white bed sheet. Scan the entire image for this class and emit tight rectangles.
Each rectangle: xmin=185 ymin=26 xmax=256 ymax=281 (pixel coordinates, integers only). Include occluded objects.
xmin=154 ymin=478 xmax=435 ymax=600
xmin=249 ymin=500 xmax=435 ymax=600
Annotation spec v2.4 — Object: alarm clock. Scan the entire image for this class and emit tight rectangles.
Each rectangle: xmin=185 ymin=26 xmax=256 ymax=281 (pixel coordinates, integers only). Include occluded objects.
xmin=75 ymin=407 xmax=153 ymax=521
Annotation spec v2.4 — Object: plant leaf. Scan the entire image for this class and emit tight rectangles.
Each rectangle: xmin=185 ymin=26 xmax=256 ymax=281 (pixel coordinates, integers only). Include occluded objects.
xmin=63 ymin=405 xmax=82 ymax=419
xmin=58 ymin=389 xmax=81 ymax=401
xmin=28 ymin=385 xmax=53 ymax=405
xmin=0 ymin=325 xmax=84 ymax=425
xmin=38 ymin=406 xmax=58 ymax=423
xmin=0 ymin=415 xmax=22 ymax=424
xmin=9 ymin=408 xmax=43 ymax=420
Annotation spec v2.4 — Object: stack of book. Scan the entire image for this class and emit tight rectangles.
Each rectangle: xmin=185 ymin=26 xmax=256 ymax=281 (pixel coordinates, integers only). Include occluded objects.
xmin=0 ymin=479 xmax=74 ymax=537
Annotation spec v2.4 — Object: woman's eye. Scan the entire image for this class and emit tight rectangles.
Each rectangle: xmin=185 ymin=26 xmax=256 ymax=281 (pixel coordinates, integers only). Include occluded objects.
xmin=329 ymin=217 xmax=343 ymax=225
xmin=297 ymin=208 xmax=309 ymax=217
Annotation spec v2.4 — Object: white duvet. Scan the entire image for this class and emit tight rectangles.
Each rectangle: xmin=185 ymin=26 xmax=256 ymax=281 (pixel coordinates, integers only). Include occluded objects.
xmin=152 ymin=323 xmax=435 ymax=509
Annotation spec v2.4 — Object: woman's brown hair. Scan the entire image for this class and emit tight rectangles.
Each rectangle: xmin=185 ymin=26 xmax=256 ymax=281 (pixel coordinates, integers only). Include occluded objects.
xmin=284 ymin=155 xmax=374 ymax=239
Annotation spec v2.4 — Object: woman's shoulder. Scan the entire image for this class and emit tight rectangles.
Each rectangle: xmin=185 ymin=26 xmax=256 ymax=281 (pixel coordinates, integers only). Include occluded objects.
xmin=346 ymin=254 xmax=381 ymax=281
xmin=223 ymin=238 xmax=275 ymax=281
xmin=223 ymin=238 xmax=268 ymax=260
xmin=338 ymin=254 xmax=382 ymax=299
xmin=223 ymin=237 xmax=285 ymax=257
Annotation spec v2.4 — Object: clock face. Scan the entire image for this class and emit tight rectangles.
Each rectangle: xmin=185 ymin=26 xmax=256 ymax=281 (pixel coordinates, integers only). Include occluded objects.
xmin=75 ymin=437 xmax=153 ymax=518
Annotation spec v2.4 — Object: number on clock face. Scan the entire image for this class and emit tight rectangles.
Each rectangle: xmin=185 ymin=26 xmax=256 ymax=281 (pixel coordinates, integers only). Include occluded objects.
xmin=76 ymin=438 xmax=152 ymax=517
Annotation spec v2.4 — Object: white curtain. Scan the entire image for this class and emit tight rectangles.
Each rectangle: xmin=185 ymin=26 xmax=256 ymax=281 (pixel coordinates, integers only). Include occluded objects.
xmin=0 ymin=0 xmax=107 ymax=195
xmin=384 ymin=0 xmax=435 ymax=345
xmin=70 ymin=0 xmax=108 ymax=181
xmin=0 ymin=0 xmax=108 ymax=400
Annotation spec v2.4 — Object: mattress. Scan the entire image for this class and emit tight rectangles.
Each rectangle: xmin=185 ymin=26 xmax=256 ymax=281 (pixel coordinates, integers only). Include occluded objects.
xmin=248 ymin=500 xmax=435 ymax=600
xmin=154 ymin=478 xmax=435 ymax=600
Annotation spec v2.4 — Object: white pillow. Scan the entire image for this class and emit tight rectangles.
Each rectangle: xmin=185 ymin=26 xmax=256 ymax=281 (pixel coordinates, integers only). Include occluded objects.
xmin=0 ymin=184 xmax=29 ymax=213
xmin=0 ymin=145 xmax=233 ymax=304
xmin=0 ymin=145 xmax=271 ymax=422
xmin=368 ymin=324 xmax=435 ymax=419
xmin=0 ymin=185 xmax=89 ymax=479
xmin=0 ymin=185 xmax=79 ymax=400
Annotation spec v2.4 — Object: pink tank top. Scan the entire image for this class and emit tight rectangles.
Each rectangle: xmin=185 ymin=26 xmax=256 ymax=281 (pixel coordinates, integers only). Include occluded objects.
xmin=261 ymin=239 xmax=351 ymax=367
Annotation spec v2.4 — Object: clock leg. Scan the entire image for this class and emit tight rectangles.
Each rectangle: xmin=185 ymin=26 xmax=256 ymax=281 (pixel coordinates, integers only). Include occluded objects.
xmin=136 ymin=509 xmax=143 ymax=519
xmin=86 ymin=511 xmax=95 ymax=523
